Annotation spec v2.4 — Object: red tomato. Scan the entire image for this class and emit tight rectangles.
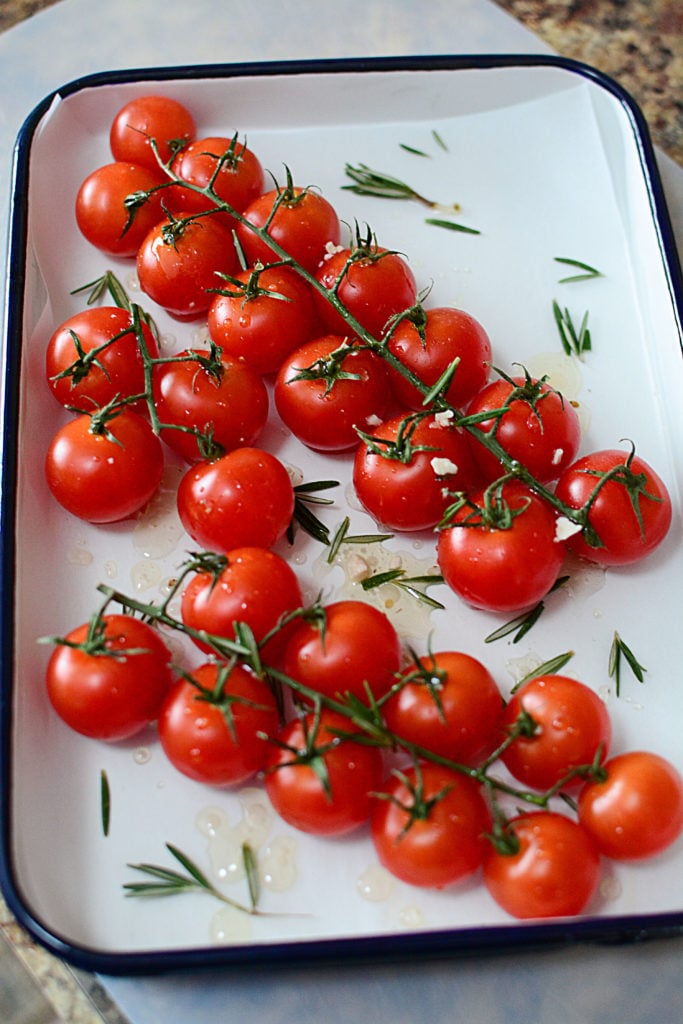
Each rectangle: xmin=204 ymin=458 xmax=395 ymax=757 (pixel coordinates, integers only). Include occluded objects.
xmin=168 ymin=135 xmax=264 ymax=220
xmin=157 ymin=662 xmax=279 ymax=786
xmin=274 ymin=334 xmax=394 ymax=452
xmin=500 ymin=675 xmax=611 ymax=791
xmin=136 ymin=212 xmax=238 ymax=319
xmin=75 ymin=161 xmax=166 ymax=257
xmin=236 ymin=184 xmax=341 ymax=273
xmin=283 ymin=600 xmax=401 ymax=704
xmin=386 ymin=306 xmax=492 ymax=410
xmin=45 ymin=305 xmax=158 ymax=411
xmin=152 ymin=347 xmax=268 ymax=462
xmin=382 ymin=651 xmax=504 ymax=765
xmin=207 ymin=264 xmax=318 ymax=375
xmin=264 ymin=710 xmax=384 ymax=836
xmin=483 ymin=811 xmax=601 ymax=919
xmin=45 ymin=408 xmax=164 ymax=523
xmin=177 ymin=447 xmax=295 ymax=551
xmin=353 ymin=412 xmax=480 ymax=531
xmin=180 ymin=547 xmax=303 ymax=664
xmin=371 ymin=763 xmax=491 ymax=888
xmin=437 ymin=480 xmax=565 ymax=612
xmin=109 ymin=94 xmax=196 ymax=171
xmin=46 ymin=614 xmax=172 ymax=741
xmin=553 ymin=448 xmax=672 ymax=565
xmin=578 ymin=751 xmax=683 ymax=860
xmin=314 ymin=241 xmax=417 ymax=339
xmin=465 ymin=373 xmax=582 ymax=484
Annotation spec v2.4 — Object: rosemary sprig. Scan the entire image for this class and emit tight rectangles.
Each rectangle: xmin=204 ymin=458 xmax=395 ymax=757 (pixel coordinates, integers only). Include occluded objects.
xmin=399 ymin=143 xmax=431 ymax=157
xmin=360 ymin=568 xmax=445 ymax=609
xmin=554 ymin=257 xmax=603 ymax=284
xmin=510 ymin=650 xmax=575 ymax=694
xmin=326 ymin=515 xmax=394 ymax=564
xmin=100 ymin=769 xmax=110 ymax=838
xmin=485 ymin=576 xmax=570 ymax=644
xmin=424 ymin=217 xmax=481 ymax=235
xmin=609 ymin=631 xmax=647 ymax=697
xmin=288 ymin=479 xmax=338 ymax=546
xmin=342 ymin=162 xmax=460 ymax=212
xmin=552 ymin=300 xmax=592 ymax=357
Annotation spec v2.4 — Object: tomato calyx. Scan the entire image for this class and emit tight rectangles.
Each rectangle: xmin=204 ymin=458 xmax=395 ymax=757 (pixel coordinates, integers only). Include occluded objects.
xmin=263 ymin=703 xmax=340 ymax=800
xmin=40 ymin=609 xmax=151 ymax=661
xmin=211 ymin=260 xmax=296 ymax=303
xmin=438 ymin=475 xmax=531 ymax=531
xmin=180 ymin=661 xmax=274 ymax=742
xmin=386 ymin=647 xmax=449 ymax=724
xmin=288 ymin=337 xmax=366 ymax=395
xmin=374 ymin=761 xmax=454 ymax=839
xmin=356 ymin=411 xmax=439 ymax=465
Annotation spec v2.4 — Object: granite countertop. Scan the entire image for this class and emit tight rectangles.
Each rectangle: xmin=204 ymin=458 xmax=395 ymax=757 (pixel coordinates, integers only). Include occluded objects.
xmin=0 ymin=2 xmax=681 ymax=1023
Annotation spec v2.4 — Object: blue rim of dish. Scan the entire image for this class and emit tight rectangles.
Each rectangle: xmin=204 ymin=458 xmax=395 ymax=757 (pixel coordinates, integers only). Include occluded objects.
xmin=1 ymin=53 xmax=682 ymax=976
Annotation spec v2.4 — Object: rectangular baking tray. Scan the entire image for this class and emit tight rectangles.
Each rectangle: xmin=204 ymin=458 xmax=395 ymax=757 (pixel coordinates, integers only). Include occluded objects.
xmin=1 ymin=55 xmax=683 ymax=975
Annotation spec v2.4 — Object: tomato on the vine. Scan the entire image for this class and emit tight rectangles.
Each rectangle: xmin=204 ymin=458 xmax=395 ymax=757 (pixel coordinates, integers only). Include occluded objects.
xmin=152 ymin=347 xmax=268 ymax=462
xmin=157 ymin=661 xmax=279 ymax=786
xmin=577 ymin=751 xmax=683 ymax=860
xmin=437 ymin=480 xmax=565 ymax=612
xmin=168 ymin=135 xmax=264 ymax=222
xmin=46 ymin=305 xmax=159 ymax=411
xmin=382 ymin=651 xmax=504 ymax=765
xmin=553 ymin=447 xmax=672 ymax=565
xmin=109 ymin=94 xmax=196 ymax=172
xmin=353 ymin=412 xmax=480 ymax=532
xmin=45 ymin=408 xmax=164 ymax=523
xmin=500 ymin=674 xmax=611 ymax=791
xmin=46 ymin=614 xmax=173 ymax=741
xmin=75 ymin=161 xmax=166 ymax=257
xmin=274 ymin=334 xmax=394 ymax=452
xmin=483 ymin=811 xmax=601 ymax=919
xmin=177 ymin=447 xmax=295 ymax=551
xmin=371 ymin=763 xmax=492 ymax=888
xmin=264 ymin=709 xmax=384 ymax=836
xmin=236 ymin=182 xmax=341 ymax=273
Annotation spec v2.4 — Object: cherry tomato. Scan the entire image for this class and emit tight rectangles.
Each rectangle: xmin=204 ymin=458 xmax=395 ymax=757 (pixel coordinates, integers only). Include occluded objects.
xmin=177 ymin=447 xmax=295 ymax=551
xmin=483 ymin=811 xmax=601 ymax=919
xmin=353 ymin=412 xmax=480 ymax=531
xmin=207 ymin=264 xmax=318 ymax=375
xmin=264 ymin=709 xmax=384 ymax=836
xmin=157 ymin=662 xmax=279 ymax=786
xmin=46 ymin=614 xmax=173 ymax=741
xmin=168 ymin=135 xmax=264 ymax=221
xmin=553 ymin=448 xmax=672 ymax=565
xmin=283 ymin=600 xmax=401 ymax=704
xmin=151 ymin=347 xmax=268 ymax=462
xmin=577 ymin=751 xmax=683 ymax=860
xmin=371 ymin=763 xmax=492 ymax=888
xmin=136 ymin=211 xmax=238 ymax=319
xmin=465 ymin=372 xmax=582 ymax=484
xmin=274 ymin=334 xmax=394 ymax=452
xmin=386 ymin=306 xmax=492 ymax=410
xmin=109 ymin=94 xmax=196 ymax=172
xmin=45 ymin=305 xmax=159 ymax=411
xmin=382 ymin=651 xmax=504 ymax=765
xmin=236 ymin=184 xmax=341 ymax=273
xmin=180 ymin=547 xmax=303 ymax=664
xmin=500 ymin=675 xmax=611 ymax=791
xmin=314 ymin=241 xmax=417 ymax=339
xmin=436 ymin=480 xmax=565 ymax=612
xmin=75 ymin=161 xmax=166 ymax=257
xmin=45 ymin=408 xmax=164 ymax=523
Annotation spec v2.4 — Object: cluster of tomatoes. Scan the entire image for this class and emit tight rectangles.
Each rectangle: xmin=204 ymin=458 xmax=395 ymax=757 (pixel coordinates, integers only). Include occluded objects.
xmin=42 ymin=94 xmax=683 ymax=921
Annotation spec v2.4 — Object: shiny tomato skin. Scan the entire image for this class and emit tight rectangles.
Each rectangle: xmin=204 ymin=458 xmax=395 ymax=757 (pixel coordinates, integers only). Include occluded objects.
xmin=553 ymin=449 xmax=672 ymax=566
xmin=136 ymin=212 xmax=238 ymax=319
xmin=180 ymin=547 xmax=303 ymax=663
xmin=207 ymin=265 xmax=318 ymax=375
xmin=483 ymin=811 xmax=601 ymax=919
xmin=46 ymin=614 xmax=173 ymax=741
xmin=371 ymin=763 xmax=492 ymax=888
xmin=314 ymin=246 xmax=417 ymax=339
xmin=383 ymin=651 xmax=504 ymax=765
xmin=46 ymin=306 xmax=159 ymax=411
xmin=109 ymin=94 xmax=196 ymax=171
xmin=274 ymin=334 xmax=394 ymax=452
xmin=236 ymin=186 xmax=341 ymax=273
xmin=353 ymin=413 xmax=480 ymax=531
xmin=177 ymin=447 xmax=295 ymax=551
xmin=45 ymin=409 xmax=164 ymax=523
xmin=283 ymin=600 xmax=401 ymax=704
xmin=168 ymin=136 xmax=264 ymax=219
xmin=387 ymin=307 xmax=492 ymax=410
xmin=501 ymin=675 xmax=611 ymax=791
xmin=264 ymin=710 xmax=384 ymax=836
xmin=437 ymin=481 xmax=565 ymax=612
xmin=466 ymin=376 xmax=582 ymax=484
xmin=75 ymin=161 xmax=166 ymax=257
xmin=152 ymin=348 xmax=268 ymax=462
xmin=577 ymin=751 xmax=683 ymax=860
xmin=157 ymin=662 xmax=279 ymax=786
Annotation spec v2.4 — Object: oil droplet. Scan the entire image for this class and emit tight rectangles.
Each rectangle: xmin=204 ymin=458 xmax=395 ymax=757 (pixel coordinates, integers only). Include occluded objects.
xmin=133 ymin=747 xmax=151 ymax=765
xmin=506 ymin=651 xmax=546 ymax=688
xmin=398 ymin=904 xmax=424 ymax=928
xmin=103 ymin=560 xmax=118 ymax=579
xmin=261 ymin=836 xmax=298 ymax=892
xmin=130 ymin=560 xmax=162 ymax=592
xmin=66 ymin=545 xmax=94 ymax=567
xmin=198 ymin=790 xmax=276 ymax=886
xmin=196 ymin=806 xmax=230 ymax=838
xmin=210 ymin=904 xmax=253 ymax=945
xmin=599 ymin=872 xmax=622 ymax=901
xmin=523 ymin=351 xmax=583 ymax=401
xmin=132 ymin=485 xmax=185 ymax=559
xmin=357 ymin=864 xmax=394 ymax=902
